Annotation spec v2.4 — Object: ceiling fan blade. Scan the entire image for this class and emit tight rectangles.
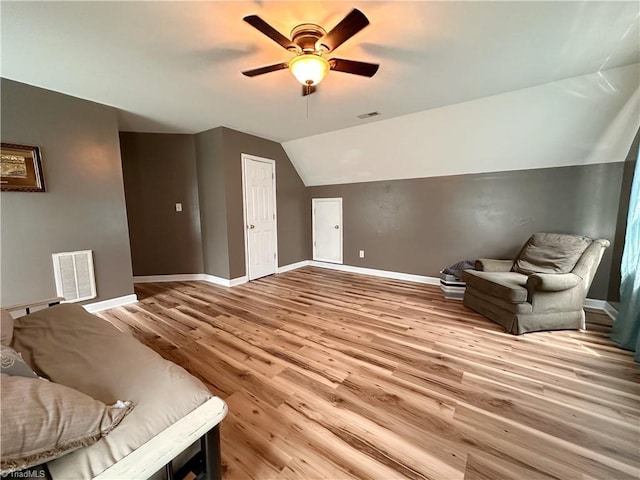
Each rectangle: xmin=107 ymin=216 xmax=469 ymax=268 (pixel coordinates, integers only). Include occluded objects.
xmin=242 ymin=62 xmax=288 ymax=77
xmin=329 ymin=58 xmax=379 ymax=77
xmin=302 ymin=85 xmax=317 ymax=96
xmin=243 ymin=15 xmax=296 ymax=51
xmin=318 ymin=9 xmax=369 ymax=53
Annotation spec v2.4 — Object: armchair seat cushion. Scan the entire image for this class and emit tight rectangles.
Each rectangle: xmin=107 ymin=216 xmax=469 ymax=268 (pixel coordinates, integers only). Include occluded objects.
xmin=465 ymin=287 xmax=533 ymax=314
xmin=462 ymin=270 xmax=528 ymax=303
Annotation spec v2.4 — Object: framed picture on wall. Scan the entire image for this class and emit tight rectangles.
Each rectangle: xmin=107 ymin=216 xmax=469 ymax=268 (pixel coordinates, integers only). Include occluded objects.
xmin=0 ymin=143 xmax=46 ymax=192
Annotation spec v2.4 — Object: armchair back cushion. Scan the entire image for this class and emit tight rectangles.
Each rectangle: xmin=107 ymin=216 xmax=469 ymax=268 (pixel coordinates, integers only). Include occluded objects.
xmin=514 ymin=233 xmax=592 ymax=275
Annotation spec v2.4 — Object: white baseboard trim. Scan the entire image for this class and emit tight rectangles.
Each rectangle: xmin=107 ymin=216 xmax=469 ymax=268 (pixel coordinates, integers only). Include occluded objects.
xmin=133 ymin=274 xmax=204 ymax=284
xmin=202 ymin=274 xmax=248 ymax=288
xmin=277 ymin=260 xmax=311 ymax=274
xmin=202 ymin=274 xmax=228 ymax=287
xmin=307 ymin=262 xmax=615 ymax=317
xmin=584 ymin=298 xmax=614 ymax=326
xmin=309 ymin=261 xmax=441 ymax=286
xmin=84 ymin=294 xmax=138 ymax=313
xmin=583 ymin=298 xmax=607 ymax=311
xmin=603 ymin=302 xmax=618 ymax=321
xmin=133 ymin=273 xmax=247 ymax=288
xmin=582 ymin=298 xmax=619 ymax=322
xmin=229 ymin=276 xmax=248 ymax=287
xmin=131 ymin=265 xmax=616 ymax=320
xmin=131 ymin=262 xmax=313 ymax=286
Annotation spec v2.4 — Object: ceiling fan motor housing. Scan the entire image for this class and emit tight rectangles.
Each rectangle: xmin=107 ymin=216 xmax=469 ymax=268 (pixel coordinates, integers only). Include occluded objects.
xmin=241 ymin=9 xmax=378 ymax=95
xmin=290 ymin=23 xmax=328 ymax=53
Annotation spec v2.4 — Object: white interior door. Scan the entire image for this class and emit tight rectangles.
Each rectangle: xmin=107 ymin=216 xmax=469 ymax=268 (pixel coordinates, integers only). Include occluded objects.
xmin=313 ymin=198 xmax=343 ymax=264
xmin=242 ymin=155 xmax=277 ymax=280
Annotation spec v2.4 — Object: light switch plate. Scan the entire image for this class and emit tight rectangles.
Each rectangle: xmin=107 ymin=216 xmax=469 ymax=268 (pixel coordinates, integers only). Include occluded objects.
xmin=175 ymin=203 xmax=182 ymax=212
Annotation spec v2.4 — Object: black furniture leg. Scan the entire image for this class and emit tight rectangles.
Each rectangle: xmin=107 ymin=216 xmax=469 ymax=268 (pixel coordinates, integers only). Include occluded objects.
xmin=202 ymin=425 xmax=222 ymax=480
xmin=165 ymin=460 xmax=174 ymax=480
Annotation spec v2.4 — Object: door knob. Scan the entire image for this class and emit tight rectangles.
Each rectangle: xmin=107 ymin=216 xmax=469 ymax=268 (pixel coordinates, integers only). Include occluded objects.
xmin=334 ymin=225 xmax=339 ymax=229
xmin=249 ymin=224 xmax=255 ymax=229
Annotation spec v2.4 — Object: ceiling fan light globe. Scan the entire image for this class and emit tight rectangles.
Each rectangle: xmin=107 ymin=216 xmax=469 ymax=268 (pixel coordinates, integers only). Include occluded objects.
xmin=289 ymin=55 xmax=330 ymax=86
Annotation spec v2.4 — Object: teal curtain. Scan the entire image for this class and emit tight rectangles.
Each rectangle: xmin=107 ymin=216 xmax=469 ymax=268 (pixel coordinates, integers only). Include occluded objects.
xmin=611 ymin=152 xmax=640 ymax=362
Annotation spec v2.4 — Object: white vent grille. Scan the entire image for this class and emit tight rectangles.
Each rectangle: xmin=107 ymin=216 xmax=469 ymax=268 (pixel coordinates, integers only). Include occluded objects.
xmin=52 ymin=250 xmax=97 ymax=303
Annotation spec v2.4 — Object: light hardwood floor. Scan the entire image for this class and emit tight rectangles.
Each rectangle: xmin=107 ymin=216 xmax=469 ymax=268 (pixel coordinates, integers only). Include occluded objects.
xmin=98 ymin=267 xmax=640 ymax=480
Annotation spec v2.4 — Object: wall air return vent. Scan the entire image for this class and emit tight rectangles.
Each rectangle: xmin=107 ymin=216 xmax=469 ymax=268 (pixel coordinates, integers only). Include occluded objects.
xmin=52 ymin=250 xmax=97 ymax=303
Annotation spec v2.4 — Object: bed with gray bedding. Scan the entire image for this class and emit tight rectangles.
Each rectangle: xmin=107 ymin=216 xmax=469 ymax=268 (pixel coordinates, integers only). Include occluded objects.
xmin=6 ymin=303 xmax=227 ymax=480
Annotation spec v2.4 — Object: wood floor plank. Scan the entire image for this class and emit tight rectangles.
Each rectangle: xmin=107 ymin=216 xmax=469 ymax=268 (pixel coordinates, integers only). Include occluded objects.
xmin=460 ymin=372 xmax=640 ymax=444
xmin=97 ymin=267 xmax=640 ymax=480
xmin=455 ymin=403 xmax=639 ymax=480
xmin=462 ymin=451 xmax=555 ymax=480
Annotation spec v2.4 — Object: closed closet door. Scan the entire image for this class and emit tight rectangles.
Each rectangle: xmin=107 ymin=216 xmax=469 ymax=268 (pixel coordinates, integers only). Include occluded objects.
xmin=312 ymin=198 xmax=343 ymax=264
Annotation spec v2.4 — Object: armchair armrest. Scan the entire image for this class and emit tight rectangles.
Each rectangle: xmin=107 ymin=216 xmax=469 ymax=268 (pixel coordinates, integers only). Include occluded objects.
xmin=526 ymin=273 xmax=582 ymax=292
xmin=475 ymin=259 xmax=513 ymax=272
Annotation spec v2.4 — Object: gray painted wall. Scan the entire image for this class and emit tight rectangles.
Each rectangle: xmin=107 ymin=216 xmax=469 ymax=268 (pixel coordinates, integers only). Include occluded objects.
xmin=120 ymin=133 xmax=203 ymax=276
xmin=124 ymin=123 xmax=622 ymax=303
xmin=195 ymin=127 xmax=230 ymax=279
xmin=221 ymin=127 xmax=310 ymax=278
xmin=193 ymin=127 xmax=309 ymax=280
xmin=608 ymin=129 xmax=639 ymax=302
xmin=2 ymin=79 xmax=625 ymax=307
xmin=309 ymin=162 xmax=624 ymax=301
xmin=0 ymin=79 xmax=134 ymax=305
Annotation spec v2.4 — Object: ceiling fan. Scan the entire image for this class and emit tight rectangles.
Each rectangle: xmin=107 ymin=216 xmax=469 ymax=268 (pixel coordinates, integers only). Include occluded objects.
xmin=242 ymin=9 xmax=379 ymax=96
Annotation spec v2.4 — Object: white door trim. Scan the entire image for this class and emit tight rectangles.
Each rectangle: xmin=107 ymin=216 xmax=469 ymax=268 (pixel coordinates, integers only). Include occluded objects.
xmin=241 ymin=153 xmax=278 ymax=281
xmin=312 ymin=197 xmax=343 ymax=264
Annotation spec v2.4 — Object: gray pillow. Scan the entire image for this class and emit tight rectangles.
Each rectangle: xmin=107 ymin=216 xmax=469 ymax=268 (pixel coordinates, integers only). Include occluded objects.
xmin=0 ymin=374 xmax=134 ymax=475
xmin=0 ymin=345 xmax=37 ymax=378
xmin=514 ymin=233 xmax=592 ymax=275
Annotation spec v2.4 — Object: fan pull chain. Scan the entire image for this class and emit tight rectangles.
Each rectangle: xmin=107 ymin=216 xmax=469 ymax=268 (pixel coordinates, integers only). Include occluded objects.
xmin=306 ymin=95 xmax=309 ymax=120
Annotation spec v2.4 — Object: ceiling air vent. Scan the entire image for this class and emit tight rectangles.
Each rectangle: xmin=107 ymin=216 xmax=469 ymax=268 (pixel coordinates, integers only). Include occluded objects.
xmin=52 ymin=250 xmax=97 ymax=303
xmin=357 ymin=111 xmax=380 ymax=119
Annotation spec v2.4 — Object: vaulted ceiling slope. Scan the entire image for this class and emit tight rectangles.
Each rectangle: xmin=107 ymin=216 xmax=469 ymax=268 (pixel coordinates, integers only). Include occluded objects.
xmin=1 ymin=1 xmax=638 ymax=145
xmin=284 ymin=64 xmax=640 ymax=185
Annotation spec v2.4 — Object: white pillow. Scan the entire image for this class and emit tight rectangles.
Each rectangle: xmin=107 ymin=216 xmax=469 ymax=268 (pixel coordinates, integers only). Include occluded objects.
xmin=1 ymin=309 xmax=14 ymax=346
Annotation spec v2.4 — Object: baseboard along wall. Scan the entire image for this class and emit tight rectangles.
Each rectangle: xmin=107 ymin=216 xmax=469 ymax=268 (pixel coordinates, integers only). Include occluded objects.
xmin=291 ymin=261 xmax=617 ymax=320
xmin=83 ymin=294 xmax=138 ymax=313
xmin=132 ymin=274 xmax=203 ymax=283
xmin=130 ymin=261 xmax=617 ymax=321
xmin=133 ymin=273 xmax=248 ymax=288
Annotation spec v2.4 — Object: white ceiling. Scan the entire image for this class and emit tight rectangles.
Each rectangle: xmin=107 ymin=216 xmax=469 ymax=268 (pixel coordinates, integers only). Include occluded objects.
xmin=1 ymin=1 xmax=639 ymax=143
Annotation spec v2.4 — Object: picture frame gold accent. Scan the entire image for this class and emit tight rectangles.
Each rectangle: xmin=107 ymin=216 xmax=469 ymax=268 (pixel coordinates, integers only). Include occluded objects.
xmin=1 ymin=143 xmax=46 ymax=192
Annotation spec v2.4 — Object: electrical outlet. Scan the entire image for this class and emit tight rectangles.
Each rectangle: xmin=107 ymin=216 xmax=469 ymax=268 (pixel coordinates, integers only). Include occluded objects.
xmin=175 ymin=203 xmax=182 ymax=212
xmin=359 ymin=250 xmax=365 ymax=258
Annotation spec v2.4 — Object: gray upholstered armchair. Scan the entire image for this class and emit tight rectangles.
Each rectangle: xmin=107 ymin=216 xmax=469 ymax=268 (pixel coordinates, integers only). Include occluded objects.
xmin=462 ymin=233 xmax=610 ymax=334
